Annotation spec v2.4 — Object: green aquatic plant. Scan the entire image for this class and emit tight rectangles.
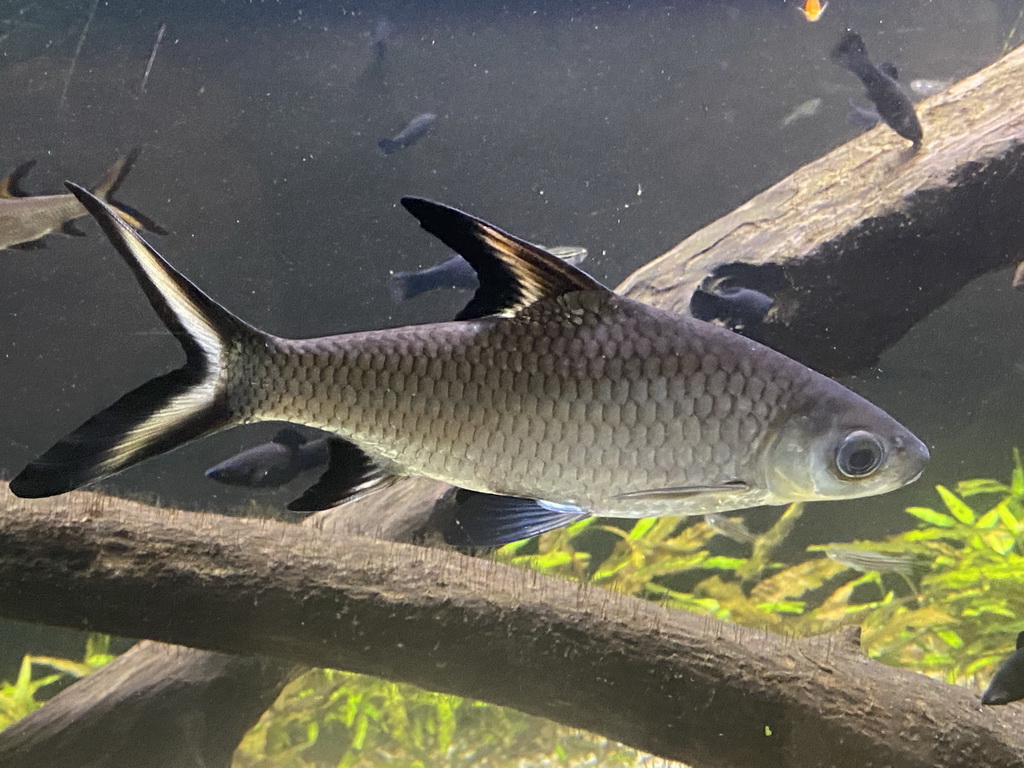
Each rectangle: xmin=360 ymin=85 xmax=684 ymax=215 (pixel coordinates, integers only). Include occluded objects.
xmin=0 ymin=633 xmax=113 ymax=730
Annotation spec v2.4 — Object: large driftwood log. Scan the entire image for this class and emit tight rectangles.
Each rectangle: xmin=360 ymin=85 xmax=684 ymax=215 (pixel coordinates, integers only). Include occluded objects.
xmin=0 ymin=478 xmax=452 ymax=768
xmin=0 ymin=486 xmax=1021 ymax=768
xmin=619 ymin=42 xmax=1024 ymax=376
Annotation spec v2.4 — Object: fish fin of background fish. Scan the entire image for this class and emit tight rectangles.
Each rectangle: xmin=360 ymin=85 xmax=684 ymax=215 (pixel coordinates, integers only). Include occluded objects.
xmin=982 ymin=653 xmax=1024 ymax=705
xmin=612 ymin=481 xmax=749 ymax=502
xmin=830 ymin=31 xmax=872 ymax=79
xmin=879 ymin=62 xmax=899 ymax=81
xmin=286 ymin=437 xmax=398 ymax=512
xmin=9 ymin=184 xmax=252 ymax=498
xmin=61 ymin=220 xmax=88 ymax=237
xmin=1016 ymin=631 xmax=1024 ymax=651
xmin=377 ymin=139 xmax=399 ymax=156
xmin=443 ymin=490 xmax=588 ymax=547
xmin=272 ymin=427 xmax=308 ymax=448
xmin=0 ymin=159 xmax=36 ymax=198
xmin=400 ymin=197 xmax=608 ymax=321
xmin=89 ymin=147 xmax=168 ymax=235
xmin=9 ymin=238 xmax=47 ymax=250
xmin=389 ymin=269 xmax=427 ymax=301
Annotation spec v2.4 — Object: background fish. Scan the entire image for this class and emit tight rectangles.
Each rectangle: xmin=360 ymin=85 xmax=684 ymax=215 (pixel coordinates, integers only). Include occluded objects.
xmin=817 ymin=544 xmax=931 ymax=577
xmin=689 ymin=284 xmax=773 ymax=331
xmin=378 ymin=113 xmax=436 ymax=156
xmin=983 ymin=631 xmax=1024 ymax=706
xmin=11 ymin=188 xmax=929 ymax=548
xmin=830 ymin=31 xmax=923 ymax=147
xmin=704 ymin=513 xmax=758 ymax=544
xmin=370 ymin=18 xmax=392 ymax=61
xmin=0 ymin=148 xmax=165 ymax=251
xmin=205 ymin=428 xmax=329 ymax=488
xmin=390 ymin=245 xmax=588 ymax=301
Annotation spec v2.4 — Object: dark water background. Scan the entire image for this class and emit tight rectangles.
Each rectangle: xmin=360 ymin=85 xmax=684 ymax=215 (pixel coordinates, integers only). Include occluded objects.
xmin=0 ymin=0 xmax=1022 ymax=677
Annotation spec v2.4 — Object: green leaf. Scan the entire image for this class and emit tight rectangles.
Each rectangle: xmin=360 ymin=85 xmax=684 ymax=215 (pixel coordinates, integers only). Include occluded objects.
xmin=957 ymin=479 xmax=1010 ymax=497
xmin=936 ymin=486 xmax=975 ymax=525
xmin=936 ymin=629 xmax=964 ymax=649
xmin=906 ymin=506 xmax=956 ymax=528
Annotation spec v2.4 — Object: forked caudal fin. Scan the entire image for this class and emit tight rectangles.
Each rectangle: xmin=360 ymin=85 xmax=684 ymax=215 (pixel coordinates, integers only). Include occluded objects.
xmin=91 ymin=148 xmax=169 ymax=236
xmin=9 ymin=184 xmax=261 ymax=498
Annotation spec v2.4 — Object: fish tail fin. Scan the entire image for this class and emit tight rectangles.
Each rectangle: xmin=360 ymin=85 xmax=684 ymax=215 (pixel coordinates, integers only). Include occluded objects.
xmin=90 ymin=147 xmax=169 ymax=235
xmin=830 ymin=31 xmax=873 ymax=79
xmin=388 ymin=269 xmax=427 ymax=301
xmin=377 ymin=139 xmax=398 ymax=156
xmin=10 ymin=184 xmax=264 ymax=498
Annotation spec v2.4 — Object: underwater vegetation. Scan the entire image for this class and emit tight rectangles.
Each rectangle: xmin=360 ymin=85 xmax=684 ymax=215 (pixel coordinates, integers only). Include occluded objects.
xmin=4 ymin=451 xmax=1024 ymax=765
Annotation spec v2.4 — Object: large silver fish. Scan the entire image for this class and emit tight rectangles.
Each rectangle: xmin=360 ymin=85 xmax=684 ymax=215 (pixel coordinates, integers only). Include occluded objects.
xmin=0 ymin=148 xmax=164 ymax=251
xmin=11 ymin=187 xmax=929 ymax=546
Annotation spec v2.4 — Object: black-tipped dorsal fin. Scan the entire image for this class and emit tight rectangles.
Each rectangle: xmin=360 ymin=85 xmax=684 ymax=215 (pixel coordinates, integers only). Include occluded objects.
xmin=0 ymin=160 xmax=36 ymax=198
xmin=400 ymin=197 xmax=608 ymax=321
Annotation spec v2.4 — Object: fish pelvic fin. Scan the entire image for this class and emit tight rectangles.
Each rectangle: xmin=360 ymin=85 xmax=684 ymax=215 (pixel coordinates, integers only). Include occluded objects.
xmin=10 ymin=184 xmax=263 ymax=498
xmin=0 ymin=159 xmax=37 ymax=198
xmin=89 ymin=147 xmax=169 ymax=236
xmin=400 ymin=197 xmax=609 ymax=321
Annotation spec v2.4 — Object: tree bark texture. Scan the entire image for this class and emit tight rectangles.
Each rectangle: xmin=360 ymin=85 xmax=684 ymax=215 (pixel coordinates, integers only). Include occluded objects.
xmin=618 ymin=43 xmax=1024 ymax=376
xmin=0 ymin=486 xmax=1020 ymax=768
xmin=0 ymin=478 xmax=452 ymax=768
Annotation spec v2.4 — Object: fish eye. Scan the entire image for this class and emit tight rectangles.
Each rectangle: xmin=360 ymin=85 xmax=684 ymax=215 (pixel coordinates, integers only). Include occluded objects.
xmin=835 ymin=431 xmax=885 ymax=479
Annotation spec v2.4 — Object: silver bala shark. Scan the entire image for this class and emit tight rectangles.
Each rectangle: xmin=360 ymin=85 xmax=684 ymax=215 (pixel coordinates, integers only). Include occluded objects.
xmin=0 ymin=149 xmax=165 ymax=251
xmin=11 ymin=186 xmax=929 ymax=546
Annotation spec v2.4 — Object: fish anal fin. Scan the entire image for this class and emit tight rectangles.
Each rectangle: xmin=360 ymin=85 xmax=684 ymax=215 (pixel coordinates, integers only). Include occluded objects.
xmin=443 ymin=490 xmax=588 ymax=547
xmin=0 ymin=160 xmax=36 ymax=198
xmin=400 ymin=197 xmax=608 ymax=321
xmin=612 ymin=481 xmax=750 ymax=502
xmin=287 ymin=438 xmax=397 ymax=512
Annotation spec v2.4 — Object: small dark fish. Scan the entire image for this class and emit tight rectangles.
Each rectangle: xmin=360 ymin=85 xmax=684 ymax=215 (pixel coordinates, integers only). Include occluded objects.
xmin=370 ymin=18 xmax=392 ymax=61
xmin=205 ymin=428 xmax=329 ymax=488
xmin=390 ymin=245 xmax=588 ymax=301
xmin=983 ymin=631 xmax=1024 ymax=706
xmin=0 ymin=148 xmax=165 ymax=251
xmin=830 ymin=31 xmax=923 ymax=147
xmin=378 ymin=113 xmax=436 ymax=156
xmin=689 ymin=285 xmax=773 ymax=331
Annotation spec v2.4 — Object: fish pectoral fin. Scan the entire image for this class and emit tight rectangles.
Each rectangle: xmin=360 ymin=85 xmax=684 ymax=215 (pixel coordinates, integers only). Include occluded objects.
xmin=287 ymin=438 xmax=398 ymax=512
xmin=443 ymin=490 xmax=588 ymax=547
xmin=0 ymin=159 xmax=36 ymax=198
xmin=9 ymin=238 xmax=47 ymax=251
xmin=61 ymin=220 xmax=88 ymax=237
xmin=612 ymin=481 xmax=750 ymax=501
xmin=400 ymin=197 xmax=609 ymax=321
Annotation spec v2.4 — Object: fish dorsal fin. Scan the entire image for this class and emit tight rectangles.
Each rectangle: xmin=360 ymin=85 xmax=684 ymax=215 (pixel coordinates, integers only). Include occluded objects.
xmin=0 ymin=160 xmax=36 ymax=198
xmin=400 ymin=197 xmax=608 ymax=321
xmin=272 ymin=427 xmax=307 ymax=448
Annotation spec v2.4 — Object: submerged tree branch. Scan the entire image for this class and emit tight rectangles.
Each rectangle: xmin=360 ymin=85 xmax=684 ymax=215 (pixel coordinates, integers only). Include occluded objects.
xmin=620 ymin=43 xmax=1024 ymax=376
xmin=0 ymin=485 xmax=1020 ymax=768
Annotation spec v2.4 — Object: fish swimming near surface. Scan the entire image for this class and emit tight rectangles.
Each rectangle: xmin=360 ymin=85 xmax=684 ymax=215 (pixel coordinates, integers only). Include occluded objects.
xmin=830 ymin=31 xmax=923 ymax=147
xmin=205 ymin=428 xmax=330 ymax=488
xmin=0 ymin=148 xmax=165 ymax=251
xmin=10 ymin=187 xmax=930 ymax=547
xmin=378 ymin=113 xmax=436 ymax=156
xmin=799 ymin=0 xmax=827 ymax=22
xmin=983 ymin=631 xmax=1024 ymax=706
xmin=390 ymin=245 xmax=588 ymax=301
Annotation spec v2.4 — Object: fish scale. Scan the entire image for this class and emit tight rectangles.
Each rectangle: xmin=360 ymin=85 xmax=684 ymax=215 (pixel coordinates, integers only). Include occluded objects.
xmin=11 ymin=190 xmax=929 ymax=546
